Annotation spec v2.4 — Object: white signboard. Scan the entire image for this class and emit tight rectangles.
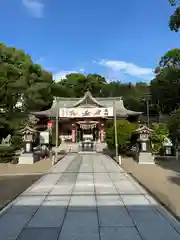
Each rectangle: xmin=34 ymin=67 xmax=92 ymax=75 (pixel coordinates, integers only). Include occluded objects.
xmin=59 ymin=107 xmax=113 ymax=118
xmin=40 ymin=131 xmax=49 ymax=144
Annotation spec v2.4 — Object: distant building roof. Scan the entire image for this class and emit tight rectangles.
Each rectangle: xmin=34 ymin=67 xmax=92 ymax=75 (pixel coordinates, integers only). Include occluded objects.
xmin=32 ymin=91 xmax=142 ymax=118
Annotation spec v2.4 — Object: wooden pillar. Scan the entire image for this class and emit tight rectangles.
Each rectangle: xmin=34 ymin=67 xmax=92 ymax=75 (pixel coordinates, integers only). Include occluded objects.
xmin=100 ymin=123 xmax=105 ymax=142
xmin=72 ymin=123 xmax=76 ymax=143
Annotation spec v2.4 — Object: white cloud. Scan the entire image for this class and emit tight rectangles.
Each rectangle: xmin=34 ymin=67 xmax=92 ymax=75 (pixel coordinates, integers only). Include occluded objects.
xmin=22 ymin=0 xmax=44 ymax=18
xmin=54 ymin=69 xmax=85 ymax=82
xmin=79 ymin=68 xmax=85 ymax=72
xmin=54 ymin=71 xmax=77 ymax=81
xmin=96 ymin=59 xmax=154 ymax=80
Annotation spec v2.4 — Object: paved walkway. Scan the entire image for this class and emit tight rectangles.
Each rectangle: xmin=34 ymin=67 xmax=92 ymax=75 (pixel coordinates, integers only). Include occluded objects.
xmin=0 ymin=154 xmax=180 ymax=240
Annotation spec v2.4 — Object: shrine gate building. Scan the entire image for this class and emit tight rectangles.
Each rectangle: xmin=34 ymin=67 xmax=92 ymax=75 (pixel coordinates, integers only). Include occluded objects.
xmin=33 ymin=91 xmax=141 ymax=143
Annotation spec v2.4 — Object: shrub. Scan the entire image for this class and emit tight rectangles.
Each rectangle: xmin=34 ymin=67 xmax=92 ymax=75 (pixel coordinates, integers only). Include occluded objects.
xmin=106 ymin=120 xmax=137 ymax=154
xmin=168 ymin=108 xmax=180 ymax=143
xmin=11 ymin=134 xmax=23 ymax=151
xmin=0 ymin=146 xmax=15 ymax=163
xmin=151 ymin=123 xmax=169 ymax=154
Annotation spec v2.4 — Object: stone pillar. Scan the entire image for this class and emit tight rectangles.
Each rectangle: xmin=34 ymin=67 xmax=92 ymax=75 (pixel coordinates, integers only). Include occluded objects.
xmin=72 ymin=124 xmax=76 ymax=143
xmin=25 ymin=142 xmax=32 ymax=153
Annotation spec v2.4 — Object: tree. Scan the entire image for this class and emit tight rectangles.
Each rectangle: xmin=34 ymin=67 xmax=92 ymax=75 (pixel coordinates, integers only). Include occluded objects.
xmin=105 ymin=120 xmax=136 ymax=153
xmin=168 ymin=108 xmax=180 ymax=141
xmin=155 ymin=48 xmax=180 ymax=71
xmin=169 ymin=0 xmax=180 ymax=32
xmin=101 ymin=81 xmax=123 ymax=97
xmin=151 ymin=123 xmax=169 ymax=154
xmin=86 ymin=74 xmax=106 ymax=97
xmin=0 ymin=43 xmax=53 ymax=113
xmin=151 ymin=49 xmax=180 ymax=114
xmin=23 ymin=64 xmax=53 ymax=111
xmin=52 ymin=72 xmax=149 ymax=114
xmin=0 ymin=42 xmax=53 ymax=140
xmin=54 ymin=73 xmax=106 ymax=97
xmin=51 ymin=81 xmax=73 ymax=97
xmin=100 ymin=81 xmax=149 ymax=112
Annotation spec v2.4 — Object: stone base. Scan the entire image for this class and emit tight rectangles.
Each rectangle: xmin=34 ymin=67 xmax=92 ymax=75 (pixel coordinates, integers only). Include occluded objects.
xmin=18 ymin=153 xmax=35 ymax=164
xmin=138 ymin=152 xmax=155 ymax=164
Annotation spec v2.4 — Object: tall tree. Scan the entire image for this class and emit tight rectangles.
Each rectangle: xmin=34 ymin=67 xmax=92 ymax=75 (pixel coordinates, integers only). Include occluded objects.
xmin=169 ymin=0 xmax=180 ymax=32
xmin=23 ymin=64 xmax=53 ymax=111
xmin=54 ymin=73 xmax=106 ymax=97
xmin=54 ymin=73 xmax=149 ymax=113
xmin=151 ymin=49 xmax=180 ymax=114
xmin=0 ymin=42 xmax=53 ymax=138
xmin=86 ymin=74 xmax=106 ymax=97
xmin=155 ymin=48 xmax=180 ymax=72
xmin=0 ymin=43 xmax=53 ymax=113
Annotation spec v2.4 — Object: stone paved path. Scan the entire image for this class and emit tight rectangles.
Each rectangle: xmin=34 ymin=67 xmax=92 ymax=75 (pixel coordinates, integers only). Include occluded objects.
xmin=0 ymin=153 xmax=180 ymax=240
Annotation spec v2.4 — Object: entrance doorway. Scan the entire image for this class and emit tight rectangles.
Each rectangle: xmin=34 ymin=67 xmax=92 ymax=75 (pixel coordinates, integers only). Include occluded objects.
xmin=76 ymin=121 xmax=99 ymax=142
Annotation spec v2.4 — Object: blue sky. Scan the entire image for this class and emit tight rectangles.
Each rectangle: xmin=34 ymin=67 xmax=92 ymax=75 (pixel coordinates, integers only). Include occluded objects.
xmin=1 ymin=0 xmax=180 ymax=82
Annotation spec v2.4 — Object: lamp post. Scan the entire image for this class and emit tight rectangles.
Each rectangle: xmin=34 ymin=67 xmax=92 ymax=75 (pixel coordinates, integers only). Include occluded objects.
xmin=113 ymin=101 xmax=118 ymax=162
xmin=141 ymin=94 xmax=151 ymax=127
xmin=146 ymin=97 xmax=150 ymax=127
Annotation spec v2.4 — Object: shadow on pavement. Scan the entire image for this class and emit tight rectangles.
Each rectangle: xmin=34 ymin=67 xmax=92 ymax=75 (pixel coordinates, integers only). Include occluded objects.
xmin=0 ymin=174 xmax=44 ymax=211
xmin=1 ymin=153 xmax=180 ymax=240
xmin=0 ymin=194 xmax=180 ymax=240
xmin=155 ymin=159 xmax=180 ymax=186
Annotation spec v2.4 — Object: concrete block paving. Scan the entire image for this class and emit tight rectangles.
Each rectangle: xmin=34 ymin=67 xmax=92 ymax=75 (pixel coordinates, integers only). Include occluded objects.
xmin=0 ymin=153 xmax=180 ymax=240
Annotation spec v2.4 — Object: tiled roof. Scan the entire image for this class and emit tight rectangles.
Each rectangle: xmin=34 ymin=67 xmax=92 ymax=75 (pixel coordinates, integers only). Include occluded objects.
xmin=32 ymin=91 xmax=142 ymax=118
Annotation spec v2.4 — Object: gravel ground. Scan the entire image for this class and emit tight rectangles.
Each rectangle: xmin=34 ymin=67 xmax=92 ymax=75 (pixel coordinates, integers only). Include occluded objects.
xmin=0 ymin=159 xmax=52 ymax=211
xmin=122 ymin=157 xmax=180 ymax=221
xmin=0 ymin=159 xmax=52 ymax=175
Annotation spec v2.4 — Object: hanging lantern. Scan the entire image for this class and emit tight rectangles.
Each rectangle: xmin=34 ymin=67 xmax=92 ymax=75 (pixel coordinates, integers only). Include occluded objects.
xmin=47 ymin=121 xmax=53 ymax=128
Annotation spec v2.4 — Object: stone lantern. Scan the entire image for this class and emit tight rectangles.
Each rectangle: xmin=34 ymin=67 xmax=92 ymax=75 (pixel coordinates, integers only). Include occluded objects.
xmin=135 ymin=125 xmax=155 ymax=164
xmin=18 ymin=125 xmax=37 ymax=164
xmin=163 ymin=138 xmax=173 ymax=156
xmin=19 ymin=125 xmax=37 ymax=153
xmin=135 ymin=125 xmax=154 ymax=152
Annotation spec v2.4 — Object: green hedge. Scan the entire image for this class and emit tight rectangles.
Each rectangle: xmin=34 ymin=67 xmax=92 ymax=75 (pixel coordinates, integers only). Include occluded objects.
xmin=0 ymin=145 xmax=15 ymax=163
xmin=105 ymin=120 xmax=137 ymax=154
xmin=11 ymin=134 xmax=23 ymax=151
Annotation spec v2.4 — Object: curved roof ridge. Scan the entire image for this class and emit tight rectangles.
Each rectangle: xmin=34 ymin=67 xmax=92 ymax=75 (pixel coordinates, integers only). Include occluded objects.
xmin=56 ymin=95 xmax=123 ymax=101
xmin=116 ymin=98 xmax=142 ymax=116
xmin=73 ymin=91 xmax=103 ymax=107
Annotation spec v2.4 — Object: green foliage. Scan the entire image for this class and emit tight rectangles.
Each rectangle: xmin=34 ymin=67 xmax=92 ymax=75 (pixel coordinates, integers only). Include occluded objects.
xmin=11 ymin=134 xmax=23 ymax=151
xmin=151 ymin=123 xmax=169 ymax=154
xmin=106 ymin=120 xmax=137 ymax=153
xmin=105 ymin=120 xmax=114 ymax=129
xmin=54 ymin=73 xmax=106 ymax=98
xmin=0 ymin=42 xmax=54 ymax=146
xmin=157 ymin=48 xmax=180 ymax=70
xmin=151 ymin=49 xmax=180 ymax=114
xmin=0 ymin=43 xmax=53 ymax=113
xmin=168 ymin=108 xmax=180 ymax=141
xmin=4 ymin=42 xmax=180 ymax=158
xmin=54 ymin=74 xmax=149 ymax=113
xmin=168 ymin=1 xmax=180 ymax=32
xmin=0 ymin=146 xmax=15 ymax=163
